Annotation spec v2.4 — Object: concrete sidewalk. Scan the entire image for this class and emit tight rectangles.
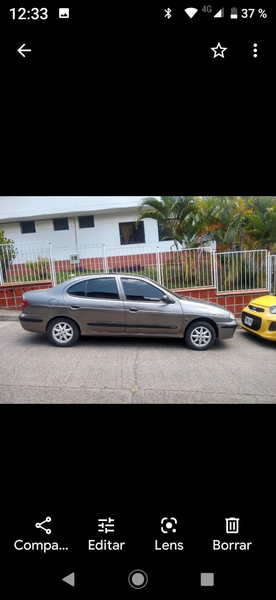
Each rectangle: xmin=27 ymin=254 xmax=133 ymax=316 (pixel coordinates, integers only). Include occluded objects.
xmin=0 ymin=310 xmax=21 ymax=321
xmin=0 ymin=308 xmax=242 ymax=325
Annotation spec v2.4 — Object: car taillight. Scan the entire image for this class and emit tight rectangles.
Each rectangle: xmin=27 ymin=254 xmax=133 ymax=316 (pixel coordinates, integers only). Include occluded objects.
xmin=22 ymin=298 xmax=28 ymax=308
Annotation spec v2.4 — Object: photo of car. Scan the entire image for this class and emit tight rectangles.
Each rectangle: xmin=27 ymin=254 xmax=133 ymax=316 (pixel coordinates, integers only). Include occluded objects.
xmin=19 ymin=274 xmax=238 ymax=350
xmin=240 ymin=294 xmax=276 ymax=341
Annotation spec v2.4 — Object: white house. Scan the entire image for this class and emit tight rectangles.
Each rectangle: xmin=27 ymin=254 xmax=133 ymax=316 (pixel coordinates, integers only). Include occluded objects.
xmin=0 ymin=197 xmax=216 ymax=280
xmin=0 ymin=196 xmax=176 ymax=256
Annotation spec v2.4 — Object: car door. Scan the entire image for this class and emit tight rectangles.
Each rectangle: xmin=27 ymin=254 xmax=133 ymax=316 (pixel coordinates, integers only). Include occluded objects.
xmin=119 ymin=277 xmax=183 ymax=334
xmin=63 ymin=277 xmax=125 ymax=333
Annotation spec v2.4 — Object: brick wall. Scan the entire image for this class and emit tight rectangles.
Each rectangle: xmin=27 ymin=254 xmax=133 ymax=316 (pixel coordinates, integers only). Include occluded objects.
xmin=0 ymin=282 xmax=54 ymax=310
xmin=174 ymin=287 xmax=270 ymax=317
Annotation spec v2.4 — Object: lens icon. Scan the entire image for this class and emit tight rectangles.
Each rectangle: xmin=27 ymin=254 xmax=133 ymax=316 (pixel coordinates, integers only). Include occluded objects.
xmin=128 ymin=570 xmax=148 ymax=589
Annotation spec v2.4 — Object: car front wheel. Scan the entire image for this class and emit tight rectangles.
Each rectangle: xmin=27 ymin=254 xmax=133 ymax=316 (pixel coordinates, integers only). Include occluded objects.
xmin=184 ymin=321 xmax=216 ymax=351
xmin=47 ymin=318 xmax=80 ymax=347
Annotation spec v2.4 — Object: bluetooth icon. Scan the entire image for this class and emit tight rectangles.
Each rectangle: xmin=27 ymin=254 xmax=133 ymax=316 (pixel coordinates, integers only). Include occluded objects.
xmin=164 ymin=8 xmax=172 ymax=19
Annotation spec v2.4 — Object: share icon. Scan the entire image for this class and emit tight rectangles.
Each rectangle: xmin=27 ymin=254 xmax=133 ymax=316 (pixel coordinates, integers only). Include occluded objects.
xmin=35 ymin=516 xmax=51 ymax=534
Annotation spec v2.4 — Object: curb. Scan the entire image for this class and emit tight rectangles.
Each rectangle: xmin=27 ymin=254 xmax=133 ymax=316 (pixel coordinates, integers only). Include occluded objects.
xmin=0 ymin=313 xmax=21 ymax=321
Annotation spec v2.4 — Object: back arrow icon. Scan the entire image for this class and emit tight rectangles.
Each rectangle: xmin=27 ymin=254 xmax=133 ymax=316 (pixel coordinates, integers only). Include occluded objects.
xmin=17 ymin=44 xmax=32 ymax=57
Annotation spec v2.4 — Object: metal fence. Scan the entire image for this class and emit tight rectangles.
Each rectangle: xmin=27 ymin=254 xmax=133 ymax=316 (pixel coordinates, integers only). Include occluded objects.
xmin=214 ymin=249 xmax=269 ymax=292
xmin=0 ymin=240 xmax=274 ymax=293
xmin=0 ymin=241 xmax=56 ymax=285
xmin=269 ymin=253 xmax=276 ymax=294
xmin=50 ymin=244 xmax=215 ymax=290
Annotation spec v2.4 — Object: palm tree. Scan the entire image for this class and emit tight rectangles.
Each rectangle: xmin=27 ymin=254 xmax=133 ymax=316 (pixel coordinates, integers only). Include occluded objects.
xmin=221 ymin=197 xmax=254 ymax=250
xmin=182 ymin=197 xmax=241 ymax=249
xmin=136 ymin=196 xmax=197 ymax=249
xmin=242 ymin=198 xmax=276 ymax=249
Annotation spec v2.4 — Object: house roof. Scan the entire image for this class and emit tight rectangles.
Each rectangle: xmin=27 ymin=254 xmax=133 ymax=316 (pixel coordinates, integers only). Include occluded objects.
xmin=0 ymin=196 xmax=155 ymax=223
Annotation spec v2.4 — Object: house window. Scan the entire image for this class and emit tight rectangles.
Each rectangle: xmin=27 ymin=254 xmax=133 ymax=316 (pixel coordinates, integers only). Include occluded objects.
xmin=78 ymin=215 xmax=94 ymax=229
xmin=20 ymin=221 xmax=36 ymax=234
xmin=53 ymin=218 xmax=69 ymax=231
xmin=158 ymin=222 xmax=174 ymax=242
xmin=119 ymin=221 xmax=145 ymax=245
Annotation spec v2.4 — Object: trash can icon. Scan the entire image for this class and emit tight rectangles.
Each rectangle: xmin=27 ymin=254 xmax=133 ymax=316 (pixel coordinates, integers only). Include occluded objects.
xmin=225 ymin=517 xmax=239 ymax=534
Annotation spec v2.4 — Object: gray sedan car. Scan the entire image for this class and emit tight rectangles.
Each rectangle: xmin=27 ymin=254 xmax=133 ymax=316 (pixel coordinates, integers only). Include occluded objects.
xmin=19 ymin=274 xmax=238 ymax=350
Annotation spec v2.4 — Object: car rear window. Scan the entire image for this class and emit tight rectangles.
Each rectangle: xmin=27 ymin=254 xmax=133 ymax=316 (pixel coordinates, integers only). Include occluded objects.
xmin=86 ymin=278 xmax=119 ymax=299
xmin=67 ymin=281 xmax=86 ymax=297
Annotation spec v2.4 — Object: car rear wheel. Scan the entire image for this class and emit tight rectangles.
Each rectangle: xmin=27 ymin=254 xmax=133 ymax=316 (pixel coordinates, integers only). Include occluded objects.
xmin=184 ymin=320 xmax=216 ymax=351
xmin=47 ymin=318 xmax=80 ymax=347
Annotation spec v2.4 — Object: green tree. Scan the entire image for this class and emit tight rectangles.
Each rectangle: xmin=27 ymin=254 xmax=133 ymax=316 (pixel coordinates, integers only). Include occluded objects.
xmin=242 ymin=199 xmax=276 ymax=249
xmin=182 ymin=196 xmax=223 ymax=247
xmin=0 ymin=230 xmax=17 ymax=283
xmin=136 ymin=196 xmax=197 ymax=249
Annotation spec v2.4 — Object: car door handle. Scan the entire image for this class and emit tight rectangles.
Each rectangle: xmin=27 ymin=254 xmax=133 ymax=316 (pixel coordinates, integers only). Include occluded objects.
xmin=129 ymin=308 xmax=138 ymax=312
xmin=70 ymin=305 xmax=80 ymax=309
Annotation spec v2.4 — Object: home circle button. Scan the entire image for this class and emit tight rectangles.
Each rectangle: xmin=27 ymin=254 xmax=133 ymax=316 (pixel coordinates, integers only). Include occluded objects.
xmin=128 ymin=570 xmax=148 ymax=589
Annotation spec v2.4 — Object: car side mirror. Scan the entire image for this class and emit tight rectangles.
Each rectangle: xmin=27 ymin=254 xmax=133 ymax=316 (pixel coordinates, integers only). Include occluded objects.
xmin=162 ymin=294 xmax=174 ymax=304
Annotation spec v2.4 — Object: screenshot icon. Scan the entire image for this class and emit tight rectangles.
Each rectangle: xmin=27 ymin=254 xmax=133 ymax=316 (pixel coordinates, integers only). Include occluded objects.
xmin=59 ymin=8 xmax=69 ymax=19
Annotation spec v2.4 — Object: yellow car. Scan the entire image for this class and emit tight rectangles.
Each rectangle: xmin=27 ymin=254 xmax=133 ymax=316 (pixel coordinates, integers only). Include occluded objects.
xmin=241 ymin=294 xmax=276 ymax=341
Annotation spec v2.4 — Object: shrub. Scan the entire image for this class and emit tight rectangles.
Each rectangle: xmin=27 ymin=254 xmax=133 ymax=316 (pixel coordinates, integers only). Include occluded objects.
xmin=25 ymin=256 xmax=51 ymax=280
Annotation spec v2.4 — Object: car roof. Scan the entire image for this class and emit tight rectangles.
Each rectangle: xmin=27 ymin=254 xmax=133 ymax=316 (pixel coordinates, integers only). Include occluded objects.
xmin=55 ymin=273 xmax=157 ymax=289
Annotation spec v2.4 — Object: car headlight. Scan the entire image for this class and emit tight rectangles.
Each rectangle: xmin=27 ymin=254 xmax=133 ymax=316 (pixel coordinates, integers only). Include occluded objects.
xmin=229 ymin=312 xmax=235 ymax=319
xmin=269 ymin=306 xmax=276 ymax=314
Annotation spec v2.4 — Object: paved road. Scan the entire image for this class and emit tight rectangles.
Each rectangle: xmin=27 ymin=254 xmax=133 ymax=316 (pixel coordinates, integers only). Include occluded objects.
xmin=0 ymin=321 xmax=275 ymax=403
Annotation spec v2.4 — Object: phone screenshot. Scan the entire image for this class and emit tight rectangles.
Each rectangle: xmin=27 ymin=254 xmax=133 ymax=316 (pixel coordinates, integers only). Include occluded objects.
xmin=0 ymin=2 xmax=274 ymax=599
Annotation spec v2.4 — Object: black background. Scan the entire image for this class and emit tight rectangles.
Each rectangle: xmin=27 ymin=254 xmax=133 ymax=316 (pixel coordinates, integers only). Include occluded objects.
xmin=1 ymin=409 xmax=275 ymax=596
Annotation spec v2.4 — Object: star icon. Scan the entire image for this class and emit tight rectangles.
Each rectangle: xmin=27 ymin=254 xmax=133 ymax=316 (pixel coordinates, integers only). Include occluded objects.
xmin=211 ymin=42 xmax=227 ymax=58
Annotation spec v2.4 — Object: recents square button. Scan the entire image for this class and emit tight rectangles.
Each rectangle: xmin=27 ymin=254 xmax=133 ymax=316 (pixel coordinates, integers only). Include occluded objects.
xmin=201 ymin=573 xmax=214 ymax=586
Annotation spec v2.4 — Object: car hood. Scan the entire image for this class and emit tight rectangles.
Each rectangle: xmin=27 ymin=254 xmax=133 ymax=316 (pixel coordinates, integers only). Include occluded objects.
xmin=250 ymin=294 xmax=276 ymax=308
xmin=178 ymin=296 xmax=230 ymax=315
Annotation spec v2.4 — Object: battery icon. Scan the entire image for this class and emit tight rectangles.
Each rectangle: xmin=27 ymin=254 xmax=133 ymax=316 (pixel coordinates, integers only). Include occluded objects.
xmin=230 ymin=7 xmax=238 ymax=18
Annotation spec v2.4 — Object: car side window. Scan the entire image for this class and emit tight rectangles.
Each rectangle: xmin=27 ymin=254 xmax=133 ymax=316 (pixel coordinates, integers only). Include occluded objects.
xmin=86 ymin=277 xmax=119 ymax=299
xmin=121 ymin=278 xmax=165 ymax=302
xmin=67 ymin=281 xmax=86 ymax=297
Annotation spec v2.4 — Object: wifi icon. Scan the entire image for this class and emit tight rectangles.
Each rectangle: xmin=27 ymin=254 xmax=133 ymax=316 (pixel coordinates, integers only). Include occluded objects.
xmin=184 ymin=7 xmax=198 ymax=18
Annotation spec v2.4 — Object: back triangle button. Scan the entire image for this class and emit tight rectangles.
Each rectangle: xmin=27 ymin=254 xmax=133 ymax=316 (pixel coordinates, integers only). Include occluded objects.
xmin=62 ymin=573 xmax=75 ymax=587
